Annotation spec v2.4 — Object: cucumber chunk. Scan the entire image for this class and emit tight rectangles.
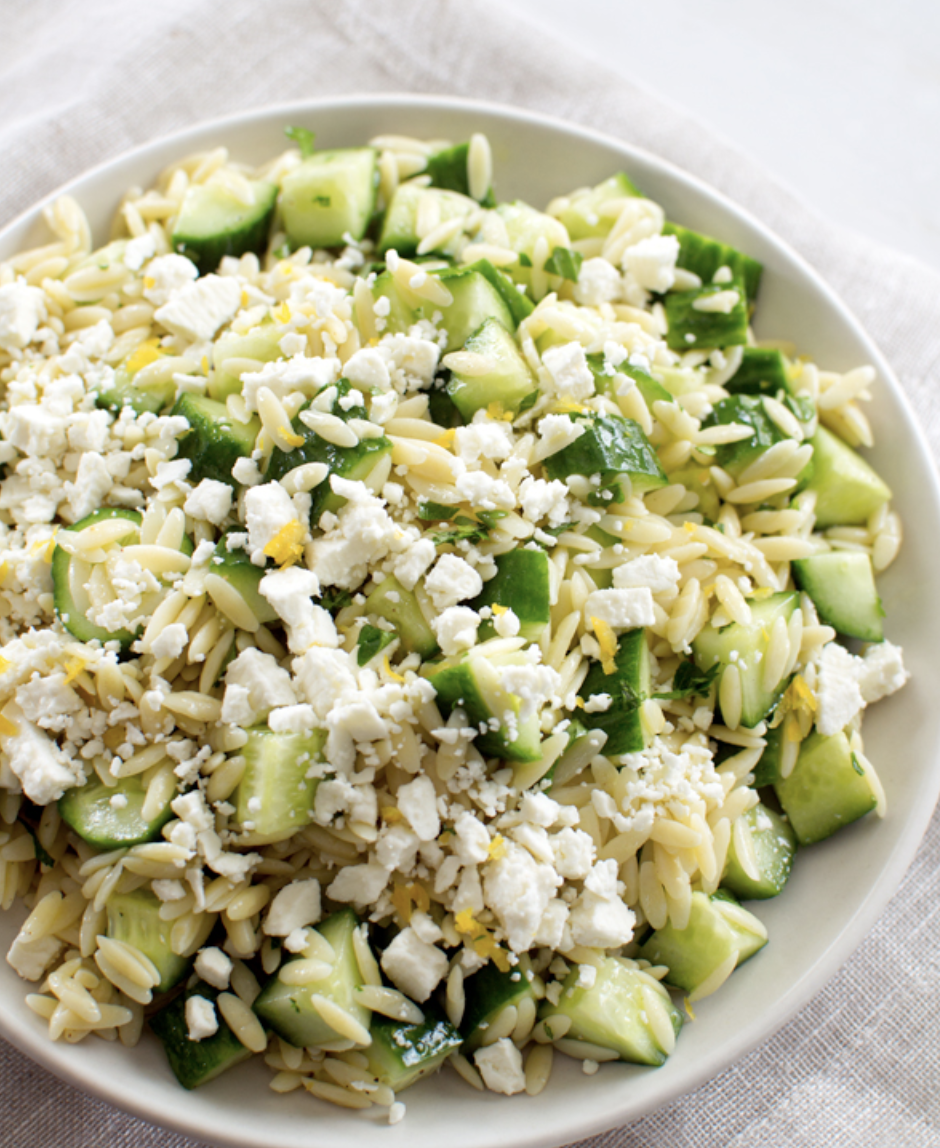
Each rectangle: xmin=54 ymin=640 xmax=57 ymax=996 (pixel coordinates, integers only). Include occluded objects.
xmin=724 ymin=347 xmax=791 ymax=396
xmin=51 ymin=508 xmax=144 ymax=649
xmin=365 ymin=1010 xmax=462 ymax=1091
xmin=425 ymin=141 xmax=494 ymax=204
xmin=378 ymin=183 xmax=477 ymax=256
xmin=495 ymin=201 xmax=570 ymax=289
xmin=542 ymin=413 xmax=667 ymax=503
xmin=172 ymin=393 xmax=260 ymax=487
xmin=279 ymin=148 xmax=378 ymax=248
xmin=425 ymin=649 xmax=543 ymax=763
xmin=150 ymin=980 xmax=254 ymax=1089
xmin=637 ymin=891 xmax=767 ymax=996
xmin=554 ymin=173 xmax=643 ymax=241
xmin=207 ymin=324 xmax=283 ymax=402
xmin=460 ymin=958 xmax=538 ymax=1053
xmin=96 ymin=340 xmax=176 ymax=414
xmin=470 ymin=548 xmax=551 ymax=642
xmin=700 ymin=394 xmax=802 ymax=480
xmin=792 ymin=551 xmax=884 ymax=642
xmin=107 ymin=888 xmax=190 ymax=993
xmin=229 ymin=727 xmax=326 ymax=846
xmin=172 ymin=179 xmax=278 ymax=275
xmin=58 ymin=771 xmax=174 ymax=850
xmin=774 ymin=729 xmax=877 ymax=845
xmin=460 ymin=259 xmax=534 ymax=326
xmin=721 ymin=802 xmax=797 ymax=900
xmin=445 ymin=317 xmax=537 ymax=419
xmin=253 ymin=909 xmax=370 ymax=1048
xmin=205 ymin=536 xmax=279 ymax=626
xmin=664 ymin=279 xmax=750 ymax=351
xmin=364 ymin=576 xmax=438 ymax=660
xmin=662 ymin=221 xmax=763 ymax=302
xmin=803 ymin=425 xmax=892 ymax=529
xmin=539 ymin=956 xmax=682 ymax=1066
xmin=692 ymin=591 xmax=800 ymax=728
xmin=578 ymin=628 xmax=650 ymax=756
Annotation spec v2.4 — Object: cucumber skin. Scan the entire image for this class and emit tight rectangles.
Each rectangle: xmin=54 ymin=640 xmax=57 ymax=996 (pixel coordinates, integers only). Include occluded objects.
xmin=664 ymin=280 xmax=750 ymax=351
xmin=366 ymin=1011 xmax=463 ymax=1092
xmin=459 ymin=960 xmax=536 ymax=1053
xmin=543 ymin=413 xmax=667 ymax=502
xmin=52 ymin=508 xmax=143 ymax=650
xmin=774 ymin=730 xmax=877 ymax=845
xmin=662 ymin=221 xmax=763 ymax=302
xmin=58 ymin=772 xmax=174 ymax=851
xmin=578 ymin=628 xmax=650 ymax=756
xmin=150 ymin=981 xmax=253 ymax=1090
xmin=792 ymin=551 xmax=884 ymax=642
xmin=725 ymin=347 xmax=791 ymax=396
xmin=172 ymin=179 xmax=278 ymax=276
xmin=470 ymin=549 xmax=551 ymax=641
xmin=172 ymin=393 xmax=260 ymax=487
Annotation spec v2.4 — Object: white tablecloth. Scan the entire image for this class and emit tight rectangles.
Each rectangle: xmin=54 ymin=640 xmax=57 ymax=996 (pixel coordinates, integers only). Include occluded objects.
xmin=2 ymin=2 xmax=939 ymax=1145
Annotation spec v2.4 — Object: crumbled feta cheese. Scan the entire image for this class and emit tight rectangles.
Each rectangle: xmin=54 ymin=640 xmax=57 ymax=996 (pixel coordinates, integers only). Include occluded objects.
xmin=194 ymin=946 xmax=233 ymax=990
xmin=474 ymin=1038 xmax=526 ymax=1095
xmin=185 ymin=995 xmax=219 ymax=1042
xmin=397 ymin=775 xmax=440 ymax=842
xmin=857 ymin=641 xmax=908 ymax=704
xmin=327 ymin=862 xmax=388 ymax=906
xmin=622 ymin=234 xmax=680 ymax=293
xmin=154 ymin=274 xmax=241 ymax=342
xmin=425 ymin=554 xmax=484 ymax=611
xmin=260 ymin=567 xmax=335 ymax=654
xmin=454 ymin=470 xmax=516 ymax=511
xmin=308 ymin=478 xmax=400 ymax=590
xmin=584 ymin=587 xmax=656 ymax=631
xmin=267 ymin=703 xmax=318 ymax=734
xmin=518 ymin=476 xmax=570 ymax=526
xmin=537 ymin=413 xmax=586 ymax=458
xmin=483 ymin=839 xmax=561 ymax=952
xmin=574 ymin=257 xmax=623 ymax=307
xmin=63 ymin=450 xmax=113 ymax=521
xmin=432 ymin=605 xmax=481 ymax=656
xmin=5 ymin=718 xmax=84 ymax=804
xmin=493 ymin=607 xmax=521 ymax=638
xmin=550 ymin=827 xmax=596 ymax=880
xmin=343 ymin=348 xmax=392 ymax=392
xmin=541 ymin=342 xmax=595 ymax=402
xmin=613 ymin=554 xmax=681 ymax=594
xmin=152 ymin=879 xmax=186 ymax=902
xmin=150 ymin=622 xmax=189 ymax=662
xmin=221 ymin=648 xmax=296 ymax=725
xmin=142 ymin=254 xmax=199 ymax=305
xmin=0 ymin=281 xmax=46 ymax=351
xmin=184 ymin=479 xmax=233 ymax=525
xmin=6 ymin=932 xmax=64 ymax=982
xmin=240 ymin=353 xmax=338 ymax=413
xmin=244 ymin=482 xmax=302 ymax=564
xmin=453 ymin=419 xmax=514 ymax=464
xmin=379 ymin=926 xmax=449 ymax=1002
xmin=392 ymin=538 xmax=437 ymax=591
xmin=123 ymin=233 xmax=156 ymax=271
xmin=814 ymin=642 xmax=865 ymax=736
xmin=567 ymin=859 xmax=636 ymax=948
xmin=263 ymin=879 xmax=322 ymax=936
xmin=498 ymin=662 xmax=561 ymax=723
xmin=691 ymin=289 xmax=740 ymax=314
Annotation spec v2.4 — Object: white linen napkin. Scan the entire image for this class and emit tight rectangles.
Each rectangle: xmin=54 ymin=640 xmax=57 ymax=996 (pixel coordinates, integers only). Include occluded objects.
xmin=2 ymin=1 xmax=939 ymax=1145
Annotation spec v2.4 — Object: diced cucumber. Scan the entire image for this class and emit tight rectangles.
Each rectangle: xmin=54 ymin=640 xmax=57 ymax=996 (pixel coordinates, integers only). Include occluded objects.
xmin=372 ymin=266 xmax=515 ymax=354
xmin=792 ymin=551 xmax=884 ymax=642
xmin=51 ymin=508 xmax=144 ymax=650
xmin=459 ymin=958 xmax=538 ymax=1053
xmin=721 ymin=802 xmax=798 ymax=900
xmin=229 ymin=727 xmax=325 ymax=846
xmin=803 ymin=425 xmax=891 ymax=529
xmin=365 ymin=1010 xmax=463 ymax=1091
xmin=172 ymin=178 xmax=278 ymax=275
xmin=207 ymin=324 xmax=283 ymax=402
xmin=664 ymin=279 xmax=750 ymax=351
xmin=445 ymin=317 xmax=537 ymax=419
xmin=364 ymin=576 xmax=438 ymax=660
xmin=378 ymin=182 xmax=477 ymax=256
xmin=150 ymin=980 xmax=253 ymax=1090
xmin=58 ymin=771 xmax=175 ymax=850
xmin=752 ymin=724 xmax=785 ymax=788
xmin=172 ymin=393 xmax=260 ymax=487
xmin=664 ymin=462 xmax=721 ymax=522
xmin=586 ymin=352 xmax=672 ymax=408
xmin=253 ymin=909 xmax=370 ymax=1048
xmin=495 ymin=200 xmax=570 ymax=289
xmin=107 ymin=888 xmax=190 ymax=993
xmin=662 ymin=221 xmax=763 ymax=302
xmin=460 ymin=259 xmax=534 ymax=326
xmin=470 ymin=548 xmax=551 ymax=642
xmin=542 ymin=413 xmax=667 ymax=503
xmin=424 ymin=649 xmax=543 ymax=763
xmin=701 ymin=394 xmax=805 ymax=481
xmin=539 ymin=956 xmax=682 ymax=1066
xmin=265 ymin=412 xmax=392 ymax=525
xmin=553 ymin=173 xmax=643 ymax=241
xmin=724 ymin=347 xmax=792 ymax=396
xmin=96 ymin=340 xmax=176 ymax=414
xmin=692 ymin=591 xmax=800 ymax=728
xmin=774 ymin=729 xmax=877 ymax=845
xmin=279 ymin=148 xmax=378 ymax=248
xmin=577 ymin=628 xmax=650 ymax=756
xmin=206 ymin=536 xmax=279 ymax=625
xmin=425 ymin=141 xmax=494 ymax=204
xmin=637 ymin=890 xmax=766 ymax=995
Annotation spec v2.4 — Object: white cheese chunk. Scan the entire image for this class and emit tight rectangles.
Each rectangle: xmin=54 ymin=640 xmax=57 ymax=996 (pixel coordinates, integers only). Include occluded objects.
xmin=584 ymin=587 xmax=655 ymax=631
xmin=154 ymin=274 xmax=241 ymax=342
xmin=379 ymin=926 xmax=448 ymax=1002
xmin=424 ymin=554 xmax=483 ymax=611
xmin=474 ymin=1038 xmax=526 ymax=1095
xmin=185 ymin=994 xmax=219 ymax=1042
xmin=193 ymin=946 xmax=233 ymax=990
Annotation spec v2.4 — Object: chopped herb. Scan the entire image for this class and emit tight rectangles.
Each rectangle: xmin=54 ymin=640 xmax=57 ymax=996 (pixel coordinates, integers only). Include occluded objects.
xmin=284 ymin=126 xmax=316 ymax=158
xmin=516 ymin=388 xmax=541 ymax=414
xmin=320 ymin=587 xmax=354 ymax=612
xmin=432 ymin=511 xmax=506 ymax=546
xmin=544 ymin=247 xmax=584 ymax=282
xmin=357 ymin=624 xmax=396 ymax=667
xmin=517 ymin=252 xmax=533 ymax=268
xmin=654 ymin=661 xmax=720 ymax=701
xmin=418 ymin=501 xmax=459 ymax=521
xmin=272 ymin=241 xmax=293 ymax=260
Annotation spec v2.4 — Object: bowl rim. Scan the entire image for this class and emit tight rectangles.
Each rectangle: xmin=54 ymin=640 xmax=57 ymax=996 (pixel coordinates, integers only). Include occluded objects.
xmin=1 ymin=91 xmax=939 ymax=1148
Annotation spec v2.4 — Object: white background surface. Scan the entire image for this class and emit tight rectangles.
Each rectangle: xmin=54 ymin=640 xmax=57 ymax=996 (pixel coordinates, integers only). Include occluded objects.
xmin=506 ymin=0 xmax=940 ymax=272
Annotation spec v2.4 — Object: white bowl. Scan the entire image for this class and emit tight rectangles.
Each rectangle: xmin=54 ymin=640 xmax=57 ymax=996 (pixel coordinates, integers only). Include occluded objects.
xmin=2 ymin=95 xmax=939 ymax=1148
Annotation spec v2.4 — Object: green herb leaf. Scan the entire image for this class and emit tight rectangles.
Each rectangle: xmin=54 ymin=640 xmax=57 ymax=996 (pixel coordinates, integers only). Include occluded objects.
xmin=320 ymin=587 xmax=354 ymax=612
xmin=517 ymin=388 xmax=541 ymax=414
xmin=357 ymin=624 xmax=396 ymax=667
xmin=654 ymin=660 xmax=720 ymax=701
xmin=544 ymin=247 xmax=584 ymax=282
xmin=432 ymin=511 xmax=505 ymax=546
xmin=418 ymin=501 xmax=459 ymax=521
xmin=18 ymin=818 xmax=54 ymax=868
xmin=285 ymin=126 xmax=316 ymax=158
xmin=517 ymin=252 xmax=533 ymax=268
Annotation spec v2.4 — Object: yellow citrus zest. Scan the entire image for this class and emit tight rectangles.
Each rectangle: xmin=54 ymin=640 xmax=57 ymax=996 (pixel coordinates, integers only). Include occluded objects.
xmin=381 ymin=806 xmax=403 ymax=824
xmin=0 ymin=714 xmax=18 ymax=738
xmin=278 ymin=426 xmax=305 ymax=449
xmin=263 ymin=520 xmax=305 ymax=567
xmin=63 ymin=657 xmax=86 ymax=685
xmin=591 ymin=615 xmax=618 ymax=675
xmin=383 ymin=657 xmax=405 ymax=683
xmin=125 ymin=337 xmax=163 ymax=375
xmin=273 ymin=301 xmax=292 ymax=323
xmin=487 ymin=835 xmax=507 ymax=861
